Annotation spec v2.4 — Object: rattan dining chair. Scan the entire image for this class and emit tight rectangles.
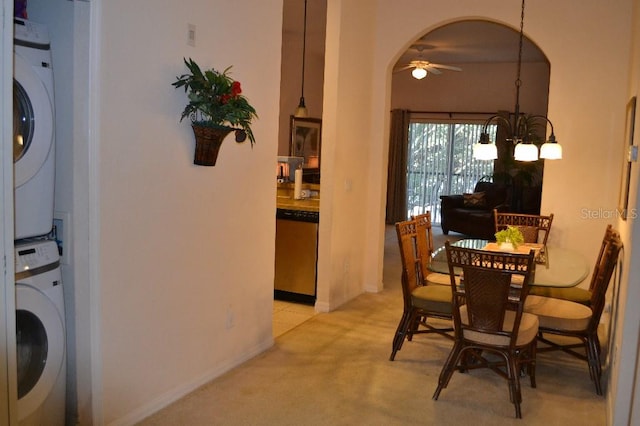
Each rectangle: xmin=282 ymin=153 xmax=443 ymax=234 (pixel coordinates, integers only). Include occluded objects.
xmin=412 ymin=212 xmax=456 ymax=286
xmin=524 ymin=224 xmax=622 ymax=395
xmin=493 ymin=209 xmax=554 ymax=246
xmin=432 ymin=242 xmax=538 ymax=419
xmin=389 ymin=219 xmax=453 ymax=361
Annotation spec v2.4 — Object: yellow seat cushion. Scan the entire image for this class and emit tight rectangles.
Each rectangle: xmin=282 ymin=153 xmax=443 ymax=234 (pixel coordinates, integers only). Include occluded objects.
xmin=459 ymin=305 xmax=539 ymax=347
xmin=524 ymin=295 xmax=592 ymax=331
xmin=412 ymin=284 xmax=452 ymax=315
xmin=425 ymin=272 xmax=460 ymax=286
xmin=529 ymin=286 xmax=591 ymax=306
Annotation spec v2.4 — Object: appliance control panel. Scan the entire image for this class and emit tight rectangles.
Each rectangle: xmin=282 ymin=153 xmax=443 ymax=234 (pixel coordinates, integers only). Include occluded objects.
xmin=276 ymin=208 xmax=319 ymax=223
xmin=15 ymin=240 xmax=60 ymax=271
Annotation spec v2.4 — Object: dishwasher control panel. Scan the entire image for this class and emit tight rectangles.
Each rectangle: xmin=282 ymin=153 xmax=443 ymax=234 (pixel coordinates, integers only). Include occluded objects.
xmin=276 ymin=208 xmax=319 ymax=223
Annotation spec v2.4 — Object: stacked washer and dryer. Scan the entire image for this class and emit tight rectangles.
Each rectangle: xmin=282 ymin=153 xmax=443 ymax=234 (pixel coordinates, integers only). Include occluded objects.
xmin=13 ymin=17 xmax=66 ymax=426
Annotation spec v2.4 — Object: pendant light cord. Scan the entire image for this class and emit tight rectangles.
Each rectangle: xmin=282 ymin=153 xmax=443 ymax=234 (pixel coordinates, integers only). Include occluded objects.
xmin=301 ymin=0 xmax=308 ymax=99
xmin=514 ymin=0 xmax=525 ymax=118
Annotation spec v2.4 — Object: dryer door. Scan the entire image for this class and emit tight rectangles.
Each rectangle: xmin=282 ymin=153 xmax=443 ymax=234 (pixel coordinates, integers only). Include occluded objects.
xmin=15 ymin=284 xmax=65 ymax=420
xmin=13 ymin=51 xmax=54 ymax=188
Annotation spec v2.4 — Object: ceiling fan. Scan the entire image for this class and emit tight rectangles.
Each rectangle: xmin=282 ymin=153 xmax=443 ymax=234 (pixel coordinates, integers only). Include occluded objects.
xmin=395 ymin=46 xmax=462 ymax=79
xmin=395 ymin=60 xmax=462 ymax=79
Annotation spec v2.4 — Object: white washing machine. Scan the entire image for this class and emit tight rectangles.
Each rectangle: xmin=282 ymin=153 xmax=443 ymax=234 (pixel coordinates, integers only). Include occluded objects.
xmin=13 ymin=18 xmax=56 ymax=240
xmin=15 ymin=240 xmax=66 ymax=426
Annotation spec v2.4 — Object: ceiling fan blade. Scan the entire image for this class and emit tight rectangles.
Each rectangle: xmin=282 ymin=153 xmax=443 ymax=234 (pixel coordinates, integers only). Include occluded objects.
xmin=428 ymin=63 xmax=462 ymax=72
xmin=394 ymin=64 xmax=414 ymax=72
xmin=424 ymin=66 xmax=442 ymax=75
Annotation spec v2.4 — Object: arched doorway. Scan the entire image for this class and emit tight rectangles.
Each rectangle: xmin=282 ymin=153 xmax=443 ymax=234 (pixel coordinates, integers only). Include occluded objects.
xmin=387 ymin=20 xmax=550 ymax=224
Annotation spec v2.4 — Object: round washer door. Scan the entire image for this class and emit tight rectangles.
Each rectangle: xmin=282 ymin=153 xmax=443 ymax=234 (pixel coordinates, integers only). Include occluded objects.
xmin=13 ymin=51 xmax=54 ymax=188
xmin=15 ymin=284 xmax=65 ymax=420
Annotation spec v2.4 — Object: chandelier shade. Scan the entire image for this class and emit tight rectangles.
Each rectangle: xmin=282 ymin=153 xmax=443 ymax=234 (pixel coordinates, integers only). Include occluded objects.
xmin=472 ymin=141 xmax=498 ymax=160
xmin=540 ymin=141 xmax=563 ymax=159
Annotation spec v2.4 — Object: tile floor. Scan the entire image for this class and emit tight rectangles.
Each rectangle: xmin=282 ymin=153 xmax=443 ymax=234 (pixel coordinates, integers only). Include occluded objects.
xmin=272 ymin=300 xmax=316 ymax=337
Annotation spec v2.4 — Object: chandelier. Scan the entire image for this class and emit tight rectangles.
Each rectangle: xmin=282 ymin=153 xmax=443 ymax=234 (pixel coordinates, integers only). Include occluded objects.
xmin=473 ymin=0 xmax=562 ymax=162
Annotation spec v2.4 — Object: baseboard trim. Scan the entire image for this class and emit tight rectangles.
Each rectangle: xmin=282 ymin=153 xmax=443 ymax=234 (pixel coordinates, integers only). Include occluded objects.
xmin=108 ymin=337 xmax=274 ymax=426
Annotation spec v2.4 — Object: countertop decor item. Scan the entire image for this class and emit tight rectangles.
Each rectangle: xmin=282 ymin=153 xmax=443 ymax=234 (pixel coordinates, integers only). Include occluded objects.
xmin=495 ymin=225 xmax=525 ymax=250
xmin=172 ymin=57 xmax=258 ymax=166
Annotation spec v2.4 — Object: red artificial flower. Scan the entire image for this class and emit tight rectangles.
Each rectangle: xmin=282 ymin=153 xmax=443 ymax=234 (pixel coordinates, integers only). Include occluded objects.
xmin=231 ymin=81 xmax=242 ymax=97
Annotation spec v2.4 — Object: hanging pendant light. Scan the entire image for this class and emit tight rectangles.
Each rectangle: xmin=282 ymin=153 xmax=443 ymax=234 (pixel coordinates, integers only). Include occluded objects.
xmin=294 ymin=0 xmax=309 ymax=118
xmin=474 ymin=0 xmax=562 ymax=161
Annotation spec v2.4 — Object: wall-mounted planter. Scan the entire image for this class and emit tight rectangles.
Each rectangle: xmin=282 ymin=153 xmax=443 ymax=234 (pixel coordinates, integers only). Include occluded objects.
xmin=192 ymin=125 xmax=233 ymax=166
xmin=191 ymin=125 xmax=248 ymax=166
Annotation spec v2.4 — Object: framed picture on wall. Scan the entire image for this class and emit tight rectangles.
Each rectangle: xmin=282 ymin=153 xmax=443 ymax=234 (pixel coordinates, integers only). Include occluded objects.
xmin=290 ymin=116 xmax=322 ymax=169
xmin=618 ymin=96 xmax=636 ymax=220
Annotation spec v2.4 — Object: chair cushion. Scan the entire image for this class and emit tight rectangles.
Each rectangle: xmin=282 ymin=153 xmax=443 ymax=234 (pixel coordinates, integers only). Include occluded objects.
xmin=412 ymin=284 xmax=452 ymax=315
xmin=459 ymin=305 xmax=538 ymax=347
xmin=425 ymin=272 xmax=460 ymax=286
xmin=528 ymin=286 xmax=592 ymax=306
xmin=524 ymin=295 xmax=592 ymax=331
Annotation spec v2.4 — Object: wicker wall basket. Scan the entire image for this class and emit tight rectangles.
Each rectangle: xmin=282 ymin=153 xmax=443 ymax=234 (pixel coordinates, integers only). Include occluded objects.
xmin=191 ymin=125 xmax=234 ymax=166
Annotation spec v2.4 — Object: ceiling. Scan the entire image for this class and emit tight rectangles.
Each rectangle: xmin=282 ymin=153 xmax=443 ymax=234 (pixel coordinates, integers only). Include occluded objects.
xmin=395 ymin=20 xmax=548 ymax=71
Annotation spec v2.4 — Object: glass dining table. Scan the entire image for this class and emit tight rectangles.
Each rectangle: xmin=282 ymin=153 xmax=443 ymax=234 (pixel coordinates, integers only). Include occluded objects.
xmin=429 ymin=239 xmax=590 ymax=288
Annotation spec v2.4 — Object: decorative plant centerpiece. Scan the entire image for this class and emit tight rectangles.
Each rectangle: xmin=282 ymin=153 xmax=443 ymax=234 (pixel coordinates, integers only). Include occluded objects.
xmin=495 ymin=226 xmax=524 ymax=251
xmin=172 ymin=57 xmax=258 ymax=166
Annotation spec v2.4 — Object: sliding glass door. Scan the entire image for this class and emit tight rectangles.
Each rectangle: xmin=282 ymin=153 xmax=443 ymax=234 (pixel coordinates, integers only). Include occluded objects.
xmin=406 ymin=120 xmax=496 ymax=223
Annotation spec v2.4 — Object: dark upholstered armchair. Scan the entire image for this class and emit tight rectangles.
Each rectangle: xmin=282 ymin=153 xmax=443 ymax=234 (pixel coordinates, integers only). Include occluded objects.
xmin=439 ymin=181 xmax=509 ymax=240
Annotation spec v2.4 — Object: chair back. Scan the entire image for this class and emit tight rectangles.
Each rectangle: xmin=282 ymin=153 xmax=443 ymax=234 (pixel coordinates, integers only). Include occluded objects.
xmin=587 ymin=225 xmax=623 ymax=330
xmin=395 ymin=219 xmax=423 ymax=309
xmin=494 ymin=210 xmax=554 ymax=246
xmin=445 ymin=242 xmax=535 ymax=347
xmin=412 ymin=212 xmax=435 ymax=276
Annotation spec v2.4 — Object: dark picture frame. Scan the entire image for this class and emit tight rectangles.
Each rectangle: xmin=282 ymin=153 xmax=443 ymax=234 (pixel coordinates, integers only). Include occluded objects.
xmin=618 ymin=96 xmax=636 ymax=220
xmin=290 ymin=116 xmax=322 ymax=169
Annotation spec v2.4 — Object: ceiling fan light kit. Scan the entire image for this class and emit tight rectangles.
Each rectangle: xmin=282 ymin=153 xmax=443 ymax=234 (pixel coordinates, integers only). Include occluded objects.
xmin=411 ymin=67 xmax=428 ymax=79
xmin=474 ymin=0 xmax=562 ymax=162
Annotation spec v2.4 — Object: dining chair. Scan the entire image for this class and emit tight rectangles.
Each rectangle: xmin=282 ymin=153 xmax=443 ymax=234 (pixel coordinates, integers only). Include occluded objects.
xmin=412 ymin=212 xmax=456 ymax=286
xmin=432 ymin=242 xmax=538 ymax=419
xmin=493 ymin=209 xmax=554 ymax=246
xmin=389 ymin=219 xmax=453 ymax=361
xmin=524 ymin=224 xmax=622 ymax=395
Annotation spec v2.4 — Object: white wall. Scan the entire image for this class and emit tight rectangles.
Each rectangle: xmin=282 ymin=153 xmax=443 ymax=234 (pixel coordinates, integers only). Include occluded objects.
xmin=94 ymin=0 xmax=283 ymax=423
xmin=611 ymin=0 xmax=640 ymax=423
xmin=1 ymin=0 xmax=17 ymax=424
xmin=316 ymin=0 xmax=377 ymax=309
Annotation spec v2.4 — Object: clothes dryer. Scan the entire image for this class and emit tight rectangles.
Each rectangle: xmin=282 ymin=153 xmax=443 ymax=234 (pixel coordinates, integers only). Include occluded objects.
xmin=13 ymin=18 xmax=56 ymax=240
xmin=15 ymin=240 xmax=66 ymax=426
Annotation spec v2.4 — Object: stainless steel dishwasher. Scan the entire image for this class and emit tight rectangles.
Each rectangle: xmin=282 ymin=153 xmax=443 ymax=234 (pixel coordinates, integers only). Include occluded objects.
xmin=274 ymin=208 xmax=319 ymax=305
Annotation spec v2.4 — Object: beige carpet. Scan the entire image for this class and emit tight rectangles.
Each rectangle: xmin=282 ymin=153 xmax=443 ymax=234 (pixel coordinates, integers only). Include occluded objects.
xmin=138 ymin=226 xmax=605 ymax=425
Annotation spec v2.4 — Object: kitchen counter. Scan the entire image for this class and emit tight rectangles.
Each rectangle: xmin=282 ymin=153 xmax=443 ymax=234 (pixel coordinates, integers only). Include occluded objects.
xmin=276 ymin=197 xmax=320 ymax=212
xmin=276 ymin=182 xmax=320 ymax=212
